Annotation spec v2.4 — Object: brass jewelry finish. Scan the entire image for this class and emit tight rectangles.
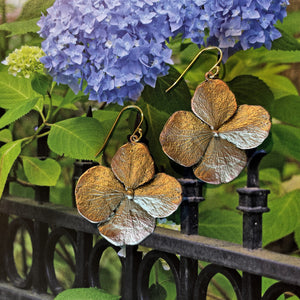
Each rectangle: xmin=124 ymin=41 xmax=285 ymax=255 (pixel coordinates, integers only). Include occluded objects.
xmin=76 ymin=142 xmax=182 ymax=246
xmin=160 ymin=79 xmax=271 ymax=184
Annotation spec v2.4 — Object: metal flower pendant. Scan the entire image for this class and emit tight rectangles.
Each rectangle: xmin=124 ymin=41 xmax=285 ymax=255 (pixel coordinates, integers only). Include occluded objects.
xmin=75 ymin=142 xmax=182 ymax=246
xmin=160 ymin=79 xmax=271 ymax=184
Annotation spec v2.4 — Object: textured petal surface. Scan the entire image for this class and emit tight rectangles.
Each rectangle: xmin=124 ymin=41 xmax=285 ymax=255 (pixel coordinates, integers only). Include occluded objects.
xmin=134 ymin=173 xmax=182 ymax=218
xmin=111 ymin=142 xmax=155 ymax=189
xmin=193 ymin=138 xmax=247 ymax=184
xmin=98 ymin=199 xmax=155 ymax=246
xmin=191 ymin=79 xmax=237 ymax=130
xmin=160 ymin=111 xmax=212 ymax=167
xmin=75 ymin=166 xmax=125 ymax=223
xmin=219 ymin=104 xmax=271 ymax=149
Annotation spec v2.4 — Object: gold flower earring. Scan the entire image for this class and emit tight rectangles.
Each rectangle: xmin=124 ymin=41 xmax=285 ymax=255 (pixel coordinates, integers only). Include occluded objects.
xmin=160 ymin=47 xmax=271 ymax=184
xmin=75 ymin=105 xmax=182 ymax=246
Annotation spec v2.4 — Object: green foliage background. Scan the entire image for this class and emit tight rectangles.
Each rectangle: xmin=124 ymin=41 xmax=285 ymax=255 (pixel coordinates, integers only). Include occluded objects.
xmin=0 ymin=0 xmax=300 ymax=299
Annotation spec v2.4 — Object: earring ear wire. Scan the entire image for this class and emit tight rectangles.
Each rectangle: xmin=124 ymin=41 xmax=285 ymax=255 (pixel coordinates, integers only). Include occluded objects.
xmin=165 ymin=46 xmax=223 ymax=93
xmin=95 ymin=105 xmax=144 ymax=157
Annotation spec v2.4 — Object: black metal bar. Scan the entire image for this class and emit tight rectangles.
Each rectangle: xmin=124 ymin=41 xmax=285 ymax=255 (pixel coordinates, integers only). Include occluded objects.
xmin=179 ymin=178 xmax=204 ymax=235
xmin=5 ymin=218 xmax=34 ymax=289
xmin=32 ymin=221 xmax=48 ymax=293
xmin=88 ymin=239 xmax=121 ymax=288
xmin=237 ymin=188 xmax=270 ymax=250
xmin=74 ymin=232 xmax=93 ymax=288
xmin=237 ymin=150 xmax=270 ymax=300
xmin=137 ymin=250 xmax=180 ymax=300
xmin=193 ymin=264 xmax=242 ymax=300
xmin=178 ymin=178 xmax=204 ymax=300
xmin=121 ymin=246 xmax=142 ymax=300
xmin=1 ymin=196 xmax=300 ymax=286
xmin=262 ymin=282 xmax=300 ymax=299
xmin=44 ymin=227 xmax=77 ymax=295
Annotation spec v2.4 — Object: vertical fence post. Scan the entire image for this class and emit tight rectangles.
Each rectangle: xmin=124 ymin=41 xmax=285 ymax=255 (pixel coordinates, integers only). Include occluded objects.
xmin=237 ymin=150 xmax=270 ymax=300
xmin=178 ymin=178 xmax=204 ymax=300
xmin=32 ymin=122 xmax=49 ymax=293
xmin=121 ymin=245 xmax=142 ymax=300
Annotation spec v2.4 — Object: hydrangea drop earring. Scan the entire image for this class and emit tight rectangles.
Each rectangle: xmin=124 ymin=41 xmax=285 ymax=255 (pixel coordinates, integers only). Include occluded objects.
xmin=75 ymin=105 xmax=182 ymax=246
xmin=160 ymin=47 xmax=271 ymax=184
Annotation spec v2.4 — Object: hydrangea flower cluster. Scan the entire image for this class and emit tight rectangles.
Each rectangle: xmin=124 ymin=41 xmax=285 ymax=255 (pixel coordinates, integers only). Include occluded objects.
xmin=38 ymin=0 xmax=289 ymax=104
xmin=2 ymin=46 xmax=45 ymax=78
xmin=181 ymin=0 xmax=289 ymax=52
xmin=38 ymin=0 xmax=174 ymax=105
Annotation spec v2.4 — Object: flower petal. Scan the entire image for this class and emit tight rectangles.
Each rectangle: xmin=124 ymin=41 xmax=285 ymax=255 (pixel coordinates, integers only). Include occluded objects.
xmin=98 ymin=199 xmax=155 ymax=246
xmin=75 ymin=166 xmax=125 ymax=223
xmin=160 ymin=111 xmax=212 ymax=167
xmin=218 ymin=105 xmax=271 ymax=149
xmin=111 ymin=142 xmax=155 ymax=189
xmin=193 ymin=138 xmax=247 ymax=184
xmin=191 ymin=79 xmax=237 ymax=130
xmin=134 ymin=173 xmax=182 ymax=218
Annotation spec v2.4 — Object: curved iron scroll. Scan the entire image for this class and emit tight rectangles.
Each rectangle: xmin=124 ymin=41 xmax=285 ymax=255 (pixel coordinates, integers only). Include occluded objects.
xmin=262 ymin=282 xmax=300 ymax=300
xmin=193 ymin=264 xmax=242 ymax=300
xmin=88 ymin=239 xmax=122 ymax=288
xmin=44 ymin=227 xmax=77 ymax=295
xmin=137 ymin=250 xmax=180 ymax=300
xmin=5 ymin=218 xmax=34 ymax=289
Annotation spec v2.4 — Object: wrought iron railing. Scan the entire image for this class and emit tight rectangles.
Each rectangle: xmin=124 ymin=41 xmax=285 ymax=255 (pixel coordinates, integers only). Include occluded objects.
xmin=1 ymin=153 xmax=300 ymax=300
xmin=0 ymin=114 xmax=300 ymax=299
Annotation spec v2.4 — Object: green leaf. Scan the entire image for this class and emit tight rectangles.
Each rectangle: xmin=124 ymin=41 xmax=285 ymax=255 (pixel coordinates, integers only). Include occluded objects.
xmin=227 ymin=75 xmax=274 ymax=112
xmin=47 ymin=117 xmax=106 ymax=160
xmin=141 ymin=65 xmax=191 ymax=114
xmin=263 ymin=190 xmax=300 ymax=246
xmin=294 ymin=226 xmax=300 ymax=249
xmin=198 ymin=209 xmax=242 ymax=244
xmin=0 ymin=72 xmax=39 ymax=109
xmin=139 ymin=99 xmax=181 ymax=176
xmin=0 ymin=97 xmax=39 ymax=129
xmin=275 ymin=10 xmax=300 ymax=36
xmin=271 ymin=28 xmax=300 ymax=51
xmin=0 ymin=140 xmax=23 ymax=199
xmin=258 ymin=74 xmax=298 ymax=100
xmin=272 ymin=124 xmax=300 ymax=161
xmin=272 ymin=95 xmax=300 ymax=127
xmin=0 ymin=18 xmax=40 ymax=37
xmin=22 ymin=156 xmax=61 ymax=186
xmin=31 ymin=73 xmax=52 ymax=96
xmin=18 ymin=0 xmax=56 ymax=20
xmin=149 ymin=283 xmax=167 ymax=300
xmin=92 ymin=110 xmax=120 ymax=134
xmin=54 ymin=288 xmax=121 ymax=300
xmin=0 ymin=129 xmax=12 ymax=143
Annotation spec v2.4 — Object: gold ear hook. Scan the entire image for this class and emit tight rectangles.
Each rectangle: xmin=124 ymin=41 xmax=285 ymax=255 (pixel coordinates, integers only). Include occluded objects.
xmin=95 ymin=105 xmax=144 ymax=157
xmin=165 ymin=46 xmax=223 ymax=93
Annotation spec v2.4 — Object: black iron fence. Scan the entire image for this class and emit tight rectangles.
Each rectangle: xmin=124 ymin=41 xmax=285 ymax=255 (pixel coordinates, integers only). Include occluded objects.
xmin=1 ymin=146 xmax=300 ymax=299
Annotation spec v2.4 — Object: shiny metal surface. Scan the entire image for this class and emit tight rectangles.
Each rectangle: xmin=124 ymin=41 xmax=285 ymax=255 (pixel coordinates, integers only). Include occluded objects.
xmin=75 ymin=142 xmax=182 ymax=246
xmin=160 ymin=79 xmax=271 ymax=184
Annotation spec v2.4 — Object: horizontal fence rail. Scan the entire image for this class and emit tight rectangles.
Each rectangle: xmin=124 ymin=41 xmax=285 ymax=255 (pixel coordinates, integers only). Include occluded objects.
xmin=1 ymin=193 xmax=300 ymax=299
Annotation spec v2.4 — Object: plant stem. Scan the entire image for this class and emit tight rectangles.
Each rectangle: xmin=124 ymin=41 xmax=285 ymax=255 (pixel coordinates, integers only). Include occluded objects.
xmin=0 ymin=0 xmax=8 ymax=59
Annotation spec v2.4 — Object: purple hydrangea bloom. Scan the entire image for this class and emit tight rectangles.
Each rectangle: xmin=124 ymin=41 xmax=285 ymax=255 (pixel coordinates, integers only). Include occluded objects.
xmin=38 ymin=0 xmax=174 ymax=104
xmin=38 ymin=0 xmax=289 ymax=103
xmin=181 ymin=0 xmax=289 ymax=52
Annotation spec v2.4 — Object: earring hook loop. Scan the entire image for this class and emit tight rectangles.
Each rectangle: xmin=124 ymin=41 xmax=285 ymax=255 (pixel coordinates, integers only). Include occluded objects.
xmin=165 ymin=46 xmax=223 ymax=93
xmin=95 ymin=105 xmax=144 ymax=157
